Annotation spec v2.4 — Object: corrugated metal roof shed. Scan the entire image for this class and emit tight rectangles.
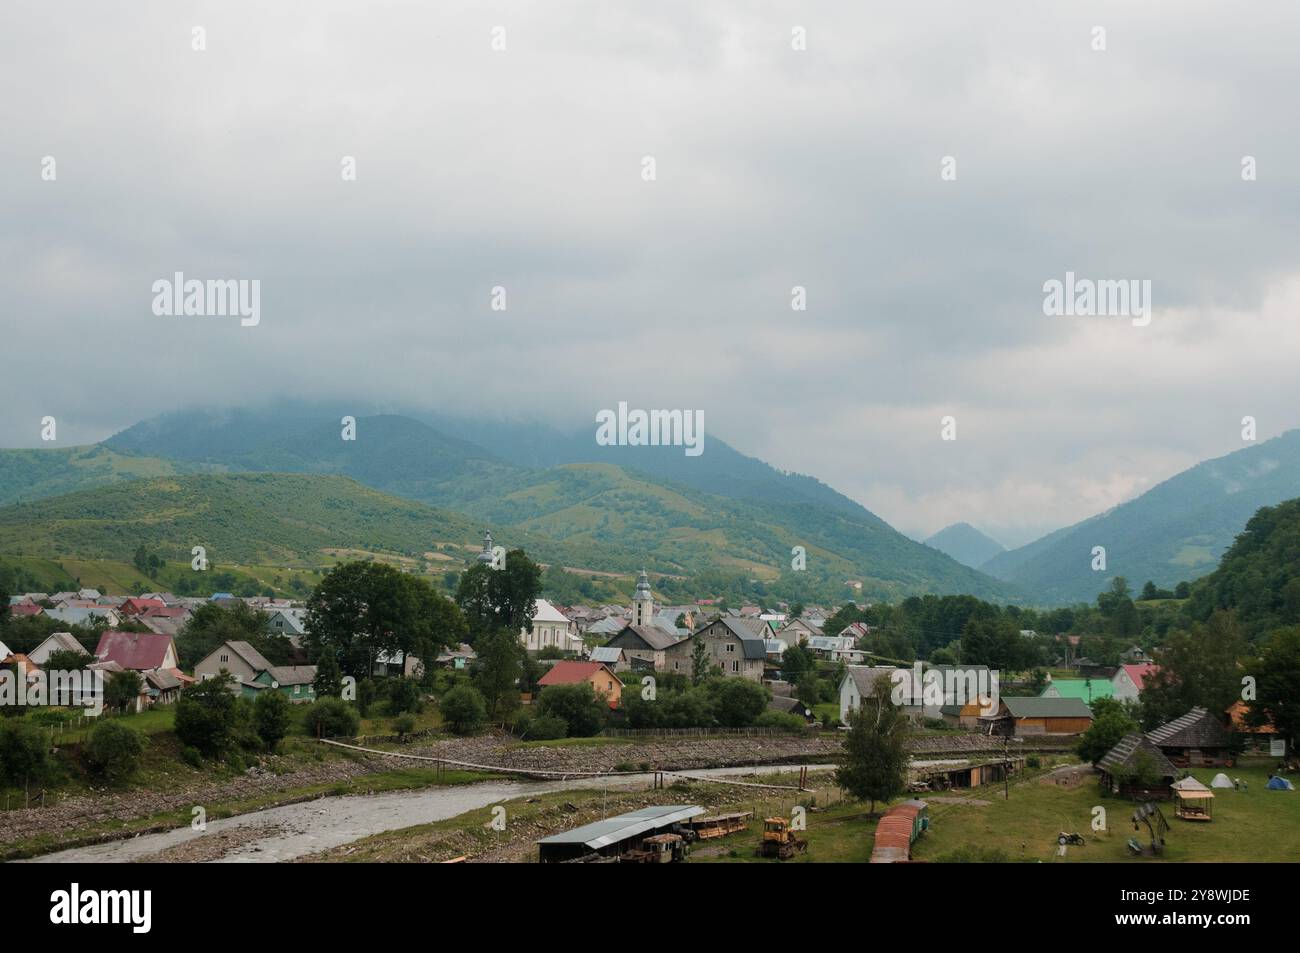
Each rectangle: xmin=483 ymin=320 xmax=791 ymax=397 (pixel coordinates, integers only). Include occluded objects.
xmin=537 ymin=805 xmax=704 ymax=849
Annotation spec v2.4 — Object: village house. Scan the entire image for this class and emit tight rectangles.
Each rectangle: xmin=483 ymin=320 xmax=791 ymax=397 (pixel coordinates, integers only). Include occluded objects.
xmin=266 ymin=608 xmax=308 ymax=643
xmin=603 ymin=624 xmax=683 ymax=671
xmin=28 ymin=632 xmax=90 ymax=666
xmin=767 ymin=695 xmax=814 ymax=724
xmin=434 ymin=643 xmax=477 ymax=670
xmin=982 ymin=696 xmax=1093 ymax=736
xmin=1147 ymin=706 xmax=1235 ymax=768
xmin=537 ymin=660 xmax=623 ymax=708
xmin=1226 ymin=700 xmax=1281 ymax=754
xmin=1098 ymin=732 xmax=1179 ymax=800
xmin=1040 ymin=675 xmax=1113 ymax=704
xmin=43 ymin=606 xmax=121 ymax=629
xmin=1111 ymin=663 xmax=1158 ymax=703
xmin=776 ymin=618 xmax=821 ymax=647
xmin=193 ymin=640 xmax=317 ymax=703
xmin=95 ymin=630 xmax=179 ymax=673
xmin=838 ymin=665 xmax=900 ymax=723
xmin=661 ymin=617 xmax=766 ymax=681
xmin=589 ymin=645 xmax=629 ymax=671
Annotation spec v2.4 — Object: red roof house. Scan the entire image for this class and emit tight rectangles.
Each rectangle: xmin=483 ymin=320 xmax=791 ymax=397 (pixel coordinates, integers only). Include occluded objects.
xmin=94 ymin=630 xmax=179 ymax=672
xmin=7 ymin=603 xmax=44 ymax=618
xmin=1112 ymin=663 xmax=1159 ymax=702
xmin=120 ymin=597 xmax=167 ymax=616
xmin=537 ymin=660 xmax=623 ymax=708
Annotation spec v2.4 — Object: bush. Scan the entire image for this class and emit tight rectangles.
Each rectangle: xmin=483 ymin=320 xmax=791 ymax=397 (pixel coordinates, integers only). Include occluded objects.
xmin=180 ymin=745 xmax=203 ymax=768
xmin=708 ymin=678 xmax=770 ymax=728
xmin=387 ymin=679 xmax=424 ymax=715
xmin=304 ymin=697 xmax=361 ymax=738
xmin=254 ymin=690 xmax=293 ymax=750
xmin=392 ymin=713 xmax=417 ymax=739
xmin=0 ymin=720 xmax=55 ymax=787
xmin=83 ymin=721 xmax=145 ymax=783
xmin=1027 ymin=755 xmax=1041 ymax=769
xmin=104 ymin=670 xmax=144 ymax=713
xmin=523 ymin=713 xmax=568 ymax=740
xmin=753 ymin=710 xmax=806 ymax=732
xmin=536 ymin=683 xmax=607 ymax=737
xmin=174 ymin=674 xmax=240 ymax=756
xmin=439 ymin=685 xmax=487 ymax=735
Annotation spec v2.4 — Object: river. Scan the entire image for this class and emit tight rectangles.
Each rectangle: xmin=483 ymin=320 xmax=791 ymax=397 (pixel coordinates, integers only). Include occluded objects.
xmin=21 ymin=764 xmax=837 ymax=864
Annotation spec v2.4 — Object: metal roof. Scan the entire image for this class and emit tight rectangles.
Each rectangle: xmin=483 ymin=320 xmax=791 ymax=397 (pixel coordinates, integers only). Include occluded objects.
xmin=1002 ymin=696 xmax=1093 ymax=719
xmin=536 ymin=805 xmax=704 ymax=849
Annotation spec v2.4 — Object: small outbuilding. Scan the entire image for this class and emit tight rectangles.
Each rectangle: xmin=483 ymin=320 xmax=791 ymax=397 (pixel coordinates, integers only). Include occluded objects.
xmin=1171 ymin=776 xmax=1214 ymax=821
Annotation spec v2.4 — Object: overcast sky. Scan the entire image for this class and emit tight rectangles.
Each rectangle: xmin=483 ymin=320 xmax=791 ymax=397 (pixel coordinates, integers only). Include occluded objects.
xmin=4 ymin=1 xmax=1300 ymax=547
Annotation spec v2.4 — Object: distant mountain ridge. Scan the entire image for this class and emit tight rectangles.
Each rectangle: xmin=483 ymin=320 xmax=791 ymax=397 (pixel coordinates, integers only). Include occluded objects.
xmin=0 ymin=403 xmax=1022 ymax=602
xmin=982 ymin=430 xmax=1300 ymax=603
xmin=925 ymin=522 xmax=1005 ymax=569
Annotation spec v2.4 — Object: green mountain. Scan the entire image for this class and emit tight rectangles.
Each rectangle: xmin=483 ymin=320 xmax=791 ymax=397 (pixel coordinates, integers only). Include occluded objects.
xmin=1185 ymin=497 xmax=1300 ymax=638
xmin=0 ymin=473 xmax=493 ymax=567
xmin=924 ymin=522 xmax=1005 ymax=569
xmin=982 ymin=430 xmax=1300 ymax=604
xmin=0 ymin=406 xmax=1022 ymax=602
xmin=0 ymin=444 xmax=197 ymax=507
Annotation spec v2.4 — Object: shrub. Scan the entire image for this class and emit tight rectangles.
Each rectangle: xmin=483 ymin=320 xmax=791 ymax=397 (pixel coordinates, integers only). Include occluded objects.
xmin=536 ymin=683 xmax=607 ymax=737
xmin=392 ymin=713 xmax=417 ymax=740
xmin=0 ymin=720 xmax=55 ymax=787
xmin=83 ymin=721 xmax=145 ymax=783
xmin=524 ymin=713 xmax=568 ymax=741
xmin=439 ymin=685 xmax=487 ymax=735
xmin=104 ymin=670 xmax=144 ymax=712
xmin=753 ymin=710 xmax=806 ymax=732
xmin=304 ymin=697 xmax=361 ymax=738
xmin=254 ymin=690 xmax=293 ymax=750
xmin=387 ymin=679 xmax=424 ymax=715
xmin=1027 ymin=755 xmax=1041 ymax=769
xmin=174 ymin=674 xmax=240 ymax=756
xmin=180 ymin=745 xmax=203 ymax=768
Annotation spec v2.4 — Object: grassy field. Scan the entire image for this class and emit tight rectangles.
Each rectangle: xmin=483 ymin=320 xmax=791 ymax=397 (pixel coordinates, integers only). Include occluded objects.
xmin=689 ymin=758 xmax=1300 ymax=863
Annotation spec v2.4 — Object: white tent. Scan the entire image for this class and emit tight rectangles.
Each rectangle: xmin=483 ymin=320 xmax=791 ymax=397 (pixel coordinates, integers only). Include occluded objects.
xmin=1210 ymin=773 xmax=1234 ymax=788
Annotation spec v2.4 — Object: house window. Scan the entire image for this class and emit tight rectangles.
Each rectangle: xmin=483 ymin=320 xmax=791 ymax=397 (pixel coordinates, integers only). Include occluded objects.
xmin=725 ymin=643 xmax=735 ymax=653
xmin=219 ymin=654 xmax=229 ymax=663
xmin=294 ymin=685 xmax=301 ymax=695
xmin=731 ymin=660 xmax=739 ymax=672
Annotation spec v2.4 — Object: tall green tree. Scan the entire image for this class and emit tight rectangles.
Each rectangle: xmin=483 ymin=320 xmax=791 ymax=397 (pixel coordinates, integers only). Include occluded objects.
xmin=835 ymin=680 xmax=910 ymax=814
xmin=455 ymin=550 xmax=542 ymax=642
xmin=471 ymin=627 xmax=525 ymax=721
xmin=306 ymin=562 xmax=464 ymax=677
xmin=1255 ymin=626 xmax=1300 ymax=748
xmin=1141 ymin=611 xmax=1248 ymax=728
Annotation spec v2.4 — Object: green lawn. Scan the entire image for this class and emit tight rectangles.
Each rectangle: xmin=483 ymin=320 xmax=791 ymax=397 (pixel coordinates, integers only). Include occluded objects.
xmin=909 ymin=761 xmax=1299 ymax=863
xmin=693 ymin=759 xmax=1300 ymax=863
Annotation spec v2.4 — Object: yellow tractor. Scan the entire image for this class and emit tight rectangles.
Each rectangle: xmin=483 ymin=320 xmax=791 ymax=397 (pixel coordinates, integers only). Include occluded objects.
xmin=757 ymin=816 xmax=808 ymax=860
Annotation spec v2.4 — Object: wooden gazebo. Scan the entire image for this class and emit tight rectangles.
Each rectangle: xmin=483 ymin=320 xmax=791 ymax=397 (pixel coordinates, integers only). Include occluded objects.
xmin=1171 ymin=776 xmax=1214 ymax=821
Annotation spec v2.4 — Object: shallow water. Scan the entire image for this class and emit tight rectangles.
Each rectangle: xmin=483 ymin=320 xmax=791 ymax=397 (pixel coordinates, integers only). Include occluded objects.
xmin=22 ymin=764 xmax=836 ymax=863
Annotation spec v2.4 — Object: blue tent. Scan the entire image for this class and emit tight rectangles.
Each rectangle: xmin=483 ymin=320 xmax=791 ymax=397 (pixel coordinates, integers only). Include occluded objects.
xmin=1266 ymin=776 xmax=1294 ymax=791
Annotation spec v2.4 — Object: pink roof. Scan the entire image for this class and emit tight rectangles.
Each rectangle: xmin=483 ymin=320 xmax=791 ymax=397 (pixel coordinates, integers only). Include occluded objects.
xmin=1121 ymin=663 xmax=1158 ymax=691
xmin=8 ymin=603 xmax=43 ymax=617
xmin=94 ymin=630 xmax=175 ymax=671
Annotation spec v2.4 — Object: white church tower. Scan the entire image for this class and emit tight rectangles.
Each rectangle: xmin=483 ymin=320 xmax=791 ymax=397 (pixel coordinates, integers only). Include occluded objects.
xmin=632 ymin=569 xmax=654 ymax=627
